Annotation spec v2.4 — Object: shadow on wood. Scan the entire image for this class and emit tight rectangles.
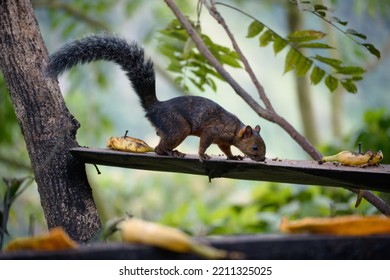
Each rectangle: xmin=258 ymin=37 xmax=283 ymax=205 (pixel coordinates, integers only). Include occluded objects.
xmin=70 ymin=147 xmax=390 ymax=192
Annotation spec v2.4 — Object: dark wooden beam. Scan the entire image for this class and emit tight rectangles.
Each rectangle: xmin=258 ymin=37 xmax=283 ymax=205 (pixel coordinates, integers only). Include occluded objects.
xmin=2 ymin=234 xmax=390 ymax=259
xmin=70 ymin=147 xmax=390 ymax=192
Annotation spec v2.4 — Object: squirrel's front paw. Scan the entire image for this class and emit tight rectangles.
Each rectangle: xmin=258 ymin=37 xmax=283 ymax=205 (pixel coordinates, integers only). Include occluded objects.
xmin=227 ymin=155 xmax=244 ymax=161
xmin=170 ymin=150 xmax=186 ymax=158
xmin=199 ymin=153 xmax=211 ymax=163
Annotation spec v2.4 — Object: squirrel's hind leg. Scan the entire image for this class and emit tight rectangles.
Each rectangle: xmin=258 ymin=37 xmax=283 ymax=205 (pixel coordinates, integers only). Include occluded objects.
xmin=198 ymin=133 xmax=214 ymax=162
xmin=154 ymin=130 xmax=189 ymax=158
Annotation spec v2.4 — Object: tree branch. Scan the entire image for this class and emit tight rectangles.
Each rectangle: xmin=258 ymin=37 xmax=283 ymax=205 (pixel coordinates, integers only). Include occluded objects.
xmin=203 ymin=1 xmax=275 ymax=112
xmin=346 ymin=188 xmax=390 ymax=216
xmin=163 ymin=0 xmax=390 ymax=215
xmin=164 ymin=0 xmax=321 ymax=160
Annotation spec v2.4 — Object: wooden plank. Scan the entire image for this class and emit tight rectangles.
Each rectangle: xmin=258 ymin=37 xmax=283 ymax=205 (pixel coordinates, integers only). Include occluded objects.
xmin=2 ymin=234 xmax=390 ymax=260
xmin=69 ymin=147 xmax=390 ymax=192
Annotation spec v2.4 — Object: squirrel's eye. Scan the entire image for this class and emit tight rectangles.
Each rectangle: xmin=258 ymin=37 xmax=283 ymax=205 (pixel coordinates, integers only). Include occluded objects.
xmin=252 ymin=144 xmax=258 ymax=151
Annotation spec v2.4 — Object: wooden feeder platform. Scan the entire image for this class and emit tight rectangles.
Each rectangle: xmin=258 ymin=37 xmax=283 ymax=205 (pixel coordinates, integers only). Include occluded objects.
xmin=2 ymin=234 xmax=390 ymax=260
xmin=70 ymin=147 xmax=390 ymax=192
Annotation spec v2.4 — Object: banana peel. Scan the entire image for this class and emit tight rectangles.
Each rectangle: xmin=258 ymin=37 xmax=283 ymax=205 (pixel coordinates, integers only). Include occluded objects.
xmin=118 ymin=218 xmax=243 ymax=259
xmin=107 ymin=135 xmax=154 ymax=153
xmin=319 ymin=150 xmax=383 ymax=167
xmin=5 ymin=227 xmax=78 ymax=252
xmin=280 ymin=215 xmax=390 ymax=236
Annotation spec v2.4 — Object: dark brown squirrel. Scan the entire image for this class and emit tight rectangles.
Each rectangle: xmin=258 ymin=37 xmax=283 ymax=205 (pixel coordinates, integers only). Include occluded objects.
xmin=47 ymin=34 xmax=266 ymax=162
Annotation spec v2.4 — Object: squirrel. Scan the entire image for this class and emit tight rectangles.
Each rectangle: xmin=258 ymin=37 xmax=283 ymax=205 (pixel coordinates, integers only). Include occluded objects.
xmin=47 ymin=34 xmax=266 ymax=162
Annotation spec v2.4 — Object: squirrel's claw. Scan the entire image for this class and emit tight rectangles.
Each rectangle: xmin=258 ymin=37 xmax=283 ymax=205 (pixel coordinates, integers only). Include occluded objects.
xmin=199 ymin=153 xmax=211 ymax=163
xmin=227 ymin=155 xmax=244 ymax=161
xmin=171 ymin=150 xmax=186 ymax=158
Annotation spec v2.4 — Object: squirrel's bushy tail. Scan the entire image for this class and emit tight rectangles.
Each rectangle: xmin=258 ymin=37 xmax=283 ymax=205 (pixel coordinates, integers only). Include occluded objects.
xmin=47 ymin=34 xmax=157 ymax=110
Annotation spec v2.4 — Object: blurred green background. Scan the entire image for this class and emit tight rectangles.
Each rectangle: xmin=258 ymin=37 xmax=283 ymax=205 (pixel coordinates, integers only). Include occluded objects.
xmin=1 ymin=0 xmax=390 ymax=242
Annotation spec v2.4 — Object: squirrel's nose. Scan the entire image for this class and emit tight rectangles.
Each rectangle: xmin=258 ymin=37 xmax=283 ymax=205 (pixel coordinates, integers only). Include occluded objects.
xmin=251 ymin=155 xmax=266 ymax=162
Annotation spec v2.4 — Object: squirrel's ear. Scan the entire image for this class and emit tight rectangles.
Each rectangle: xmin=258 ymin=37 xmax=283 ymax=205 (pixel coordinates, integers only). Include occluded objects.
xmin=255 ymin=125 xmax=261 ymax=133
xmin=238 ymin=126 xmax=253 ymax=138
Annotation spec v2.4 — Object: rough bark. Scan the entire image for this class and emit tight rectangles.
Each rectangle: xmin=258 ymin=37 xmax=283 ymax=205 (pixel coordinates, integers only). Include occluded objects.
xmin=0 ymin=0 xmax=101 ymax=242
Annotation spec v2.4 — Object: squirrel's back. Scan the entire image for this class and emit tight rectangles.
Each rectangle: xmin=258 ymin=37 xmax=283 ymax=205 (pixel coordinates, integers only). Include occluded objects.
xmin=47 ymin=34 xmax=266 ymax=161
xmin=47 ymin=34 xmax=157 ymax=110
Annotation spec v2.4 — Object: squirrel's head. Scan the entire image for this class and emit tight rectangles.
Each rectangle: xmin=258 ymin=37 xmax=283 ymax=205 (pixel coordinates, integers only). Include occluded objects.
xmin=236 ymin=125 xmax=266 ymax=162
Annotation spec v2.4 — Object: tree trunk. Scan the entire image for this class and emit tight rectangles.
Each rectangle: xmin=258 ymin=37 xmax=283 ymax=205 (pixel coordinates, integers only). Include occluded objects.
xmin=287 ymin=4 xmax=319 ymax=146
xmin=0 ymin=0 xmax=101 ymax=242
xmin=321 ymin=0 xmax=343 ymax=140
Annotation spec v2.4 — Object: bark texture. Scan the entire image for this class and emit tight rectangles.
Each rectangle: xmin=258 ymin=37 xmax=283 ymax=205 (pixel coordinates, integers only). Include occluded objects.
xmin=0 ymin=0 xmax=101 ymax=242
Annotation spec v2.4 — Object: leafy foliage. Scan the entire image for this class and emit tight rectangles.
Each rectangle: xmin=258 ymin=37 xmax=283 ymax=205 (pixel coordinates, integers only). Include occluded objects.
xmin=158 ymin=2 xmax=380 ymax=95
xmin=0 ymin=177 xmax=33 ymax=249
xmin=159 ymin=182 xmax=377 ymax=236
xmin=158 ymin=19 xmax=242 ymax=93
xmin=294 ymin=1 xmax=381 ymax=59
xmin=245 ymin=11 xmax=374 ymax=94
xmin=352 ymin=0 xmax=390 ymax=17
xmin=352 ymin=108 xmax=390 ymax=164
xmin=0 ymin=78 xmax=19 ymax=145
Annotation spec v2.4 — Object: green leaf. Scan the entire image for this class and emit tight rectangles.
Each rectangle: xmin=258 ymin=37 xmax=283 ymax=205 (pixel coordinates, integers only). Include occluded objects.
xmin=330 ymin=16 xmax=348 ymax=26
xmin=189 ymin=77 xmax=205 ymax=92
xmin=296 ymin=57 xmax=313 ymax=76
xmin=159 ymin=29 xmax=188 ymax=42
xmin=341 ymin=80 xmax=358 ymax=93
xmin=219 ymin=54 xmax=242 ymax=68
xmin=325 ymin=75 xmax=338 ymax=92
xmin=346 ymin=29 xmax=367 ymax=40
xmin=313 ymin=55 xmax=343 ymax=69
xmin=259 ymin=29 xmax=274 ymax=47
xmin=298 ymin=42 xmax=333 ymax=49
xmin=362 ymin=43 xmax=381 ymax=59
xmin=62 ymin=21 xmax=78 ymax=37
xmin=314 ymin=4 xmax=328 ymax=12
xmin=167 ymin=62 xmax=183 ymax=73
xmin=336 ymin=66 xmax=366 ymax=75
xmin=182 ymin=38 xmax=195 ymax=59
xmin=310 ymin=66 xmax=326 ymax=85
xmin=206 ymin=77 xmax=217 ymax=92
xmin=284 ymin=48 xmax=300 ymax=73
xmin=247 ymin=20 xmax=264 ymax=38
xmin=158 ymin=43 xmax=181 ymax=58
xmin=273 ymin=36 xmax=288 ymax=54
xmin=350 ymin=76 xmax=363 ymax=81
xmin=316 ymin=11 xmax=326 ymax=17
xmin=287 ymin=30 xmax=326 ymax=42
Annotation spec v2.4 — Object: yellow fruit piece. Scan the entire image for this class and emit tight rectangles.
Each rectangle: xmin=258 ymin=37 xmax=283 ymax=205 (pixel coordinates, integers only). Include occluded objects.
xmin=320 ymin=150 xmax=383 ymax=166
xmin=118 ymin=218 xmax=236 ymax=259
xmin=5 ymin=227 xmax=78 ymax=251
xmin=280 ymin=215 xmax=390 ymax=236
xmin=369 ymin=150 xmax=384 ymax=165
xmin=107 ymin=136 xmax=154 ymax=153
xmin=120 ymin=218 xmax=192 ymax=253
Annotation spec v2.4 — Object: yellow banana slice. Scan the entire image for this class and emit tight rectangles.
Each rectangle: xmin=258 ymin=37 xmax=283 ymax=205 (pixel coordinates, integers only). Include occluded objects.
xmin=118 ymin=218 xmax=242 ymax=259
xmin=5 ymin=227 xmax=78 ymax=251
xmin=320 ymin=150 xmax=383 ymax=166
xmin=368 ymin=150 xmax=383 ymax=165
xmin=107 ymin=136 xmax=154 ymax=153
xmin=280 ymin=215 xmax=390 ymax=236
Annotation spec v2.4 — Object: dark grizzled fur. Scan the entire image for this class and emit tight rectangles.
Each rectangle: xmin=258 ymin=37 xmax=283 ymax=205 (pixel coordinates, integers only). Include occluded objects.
xmin=47 ymin=34 xmax=156 ymax=110
xmin=47 ymin=34 xmax=266 ymax=161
